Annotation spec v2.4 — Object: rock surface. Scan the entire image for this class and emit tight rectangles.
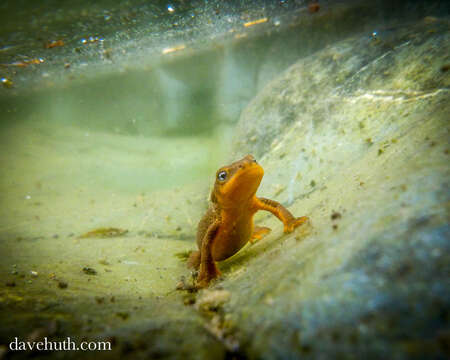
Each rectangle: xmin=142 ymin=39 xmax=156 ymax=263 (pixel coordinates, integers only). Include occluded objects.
xmin=223 ymin=17 xmax=449 ymax=359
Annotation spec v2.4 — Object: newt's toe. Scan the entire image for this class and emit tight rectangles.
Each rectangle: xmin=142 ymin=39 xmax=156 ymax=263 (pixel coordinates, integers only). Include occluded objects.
xmin=195 ymin=278 xmax=211 ymax=289
xmin=196 ymin=262 xmax=221 ymax=288
xmin=250 ymin=226 xmax=272 ymax=244
xmin=196 ymin=272 xmax=220 ymax=289
xmin=284 ymin=216 xmax=309 ymax=233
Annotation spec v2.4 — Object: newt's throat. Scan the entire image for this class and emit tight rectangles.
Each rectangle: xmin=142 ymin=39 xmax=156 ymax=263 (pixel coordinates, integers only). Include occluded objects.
xmin=218 ymin=165 xmax=264 ymax=205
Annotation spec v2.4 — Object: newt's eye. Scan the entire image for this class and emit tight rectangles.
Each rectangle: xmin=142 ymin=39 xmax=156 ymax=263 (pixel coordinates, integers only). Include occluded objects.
xmin=217 ymin=171 xmax=227 ymax=181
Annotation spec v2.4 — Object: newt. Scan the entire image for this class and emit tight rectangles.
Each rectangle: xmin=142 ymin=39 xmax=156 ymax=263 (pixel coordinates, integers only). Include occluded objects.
xmin=188 ymin=154 xmax=308 ymax=288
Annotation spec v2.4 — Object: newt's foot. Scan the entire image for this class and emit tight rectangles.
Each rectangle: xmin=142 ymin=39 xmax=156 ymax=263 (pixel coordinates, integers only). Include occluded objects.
xmin=284 ymin=216 xmax=309 ymax=233
xmin=196 ymin=278 xmax=211 ymax=289
xmin=196 ymin=262 xmax=221 ymax=288
xmin=249 ymin=226 xmax=272 ymax=244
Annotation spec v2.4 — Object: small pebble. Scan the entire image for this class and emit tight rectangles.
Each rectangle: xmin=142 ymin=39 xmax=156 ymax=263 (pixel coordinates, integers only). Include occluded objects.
xmin=196 ymin=289 xmax=231 ymax=312
xmin=1 ymin=77 xmax=13 ymax=88
xmin=183 ymin=294 xmax=196 ymax=305
xmin=331 ymin=211 xmax=342 ymax=220
xmin=98 ymin=259 xmax=110 ymax=266
xmin=58 ymin=281 xmax=68 ymax=289
xmin=116 ymin=312 xmax=129 ymax=320
xmin=82 ymin=267 xmax=97 ymax=275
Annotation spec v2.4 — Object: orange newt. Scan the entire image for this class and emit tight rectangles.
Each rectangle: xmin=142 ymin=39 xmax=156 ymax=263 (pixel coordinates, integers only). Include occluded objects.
xmin=188 ymin=154 xmax=308 ymax=288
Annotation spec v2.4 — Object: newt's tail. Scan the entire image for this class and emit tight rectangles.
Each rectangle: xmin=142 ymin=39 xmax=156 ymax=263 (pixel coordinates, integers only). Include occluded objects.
xmin=187 ymin=250 xmax=201 ymax=270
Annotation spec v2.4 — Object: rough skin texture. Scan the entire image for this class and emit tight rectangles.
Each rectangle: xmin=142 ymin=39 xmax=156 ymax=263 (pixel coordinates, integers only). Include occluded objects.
xmin=188 ymin=155 xmax=308 ymax=288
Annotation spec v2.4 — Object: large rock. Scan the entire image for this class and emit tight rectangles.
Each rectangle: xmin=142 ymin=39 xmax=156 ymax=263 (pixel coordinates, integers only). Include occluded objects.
xmin=220 ymin=17 xmax=450 ymax=359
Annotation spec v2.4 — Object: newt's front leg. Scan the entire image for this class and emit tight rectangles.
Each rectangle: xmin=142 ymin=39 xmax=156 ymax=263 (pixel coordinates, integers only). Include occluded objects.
xmin=253 ymin=197 xmax=308 ymax=233
xmin=196 ymin=220 xmax=221 ymax=288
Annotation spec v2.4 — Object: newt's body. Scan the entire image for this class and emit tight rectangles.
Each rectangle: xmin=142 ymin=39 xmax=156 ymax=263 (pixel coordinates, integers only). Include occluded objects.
xmin=188 ymin=155 xmax=308 ymax=288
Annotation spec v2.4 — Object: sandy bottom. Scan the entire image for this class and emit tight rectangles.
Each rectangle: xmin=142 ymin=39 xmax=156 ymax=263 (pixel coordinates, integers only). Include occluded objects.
xmin=0 ymin=119 xmax=230 ymax=303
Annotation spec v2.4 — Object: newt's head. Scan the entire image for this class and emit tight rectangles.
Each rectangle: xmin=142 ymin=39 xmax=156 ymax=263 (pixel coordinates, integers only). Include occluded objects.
xmin=212 ymin=154 xmax=264 ymax=207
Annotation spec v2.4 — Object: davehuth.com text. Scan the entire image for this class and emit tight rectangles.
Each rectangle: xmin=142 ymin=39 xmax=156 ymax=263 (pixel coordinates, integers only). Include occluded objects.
xmin=9 ymin=337 xmax=112 ymax=351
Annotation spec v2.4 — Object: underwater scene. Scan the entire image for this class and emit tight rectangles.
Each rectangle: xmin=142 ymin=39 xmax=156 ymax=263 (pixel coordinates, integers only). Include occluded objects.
xmin=0 ymin=0 xmax=449 ymax=359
